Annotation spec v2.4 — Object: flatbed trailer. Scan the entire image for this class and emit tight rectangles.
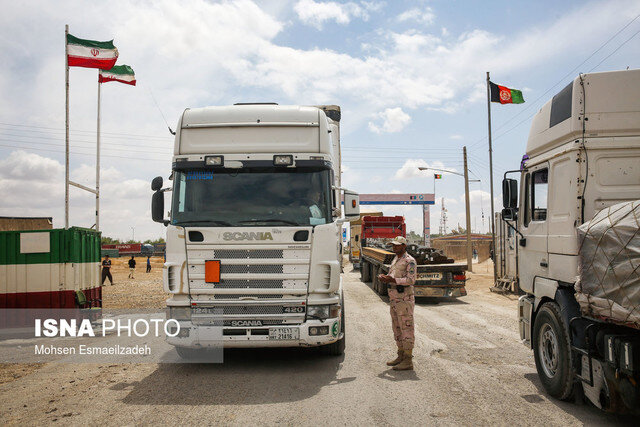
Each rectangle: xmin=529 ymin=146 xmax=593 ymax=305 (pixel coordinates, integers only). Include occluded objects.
xmin=359 ymin=251 xmax=468 ymax=298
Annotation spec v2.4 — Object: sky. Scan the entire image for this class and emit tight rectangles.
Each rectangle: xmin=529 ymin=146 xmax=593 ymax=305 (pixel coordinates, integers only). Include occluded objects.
xmin=0 ymin=0 xmax=639 ymax=241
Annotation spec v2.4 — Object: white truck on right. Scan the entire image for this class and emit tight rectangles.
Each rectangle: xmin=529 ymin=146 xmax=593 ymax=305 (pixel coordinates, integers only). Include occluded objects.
xmin=501 ymin=69 xmax=640 ymax=413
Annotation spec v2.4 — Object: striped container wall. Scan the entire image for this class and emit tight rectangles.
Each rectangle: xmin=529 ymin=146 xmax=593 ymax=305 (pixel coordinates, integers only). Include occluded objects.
xmin=0 ymin=227 xmax=101 ymax=309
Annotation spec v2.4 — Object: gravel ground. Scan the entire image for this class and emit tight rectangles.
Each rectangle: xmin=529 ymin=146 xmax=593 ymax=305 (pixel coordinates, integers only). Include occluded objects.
xmin=0 ymin=260 xmax=637 ymax=425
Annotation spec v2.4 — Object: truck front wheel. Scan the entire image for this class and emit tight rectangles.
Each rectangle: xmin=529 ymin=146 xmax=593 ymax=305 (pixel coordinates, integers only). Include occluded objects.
xmin=533 ymin=302 xmax=574 ymax=400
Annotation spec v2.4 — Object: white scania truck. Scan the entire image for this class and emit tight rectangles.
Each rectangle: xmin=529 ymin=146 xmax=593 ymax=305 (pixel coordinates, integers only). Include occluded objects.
xmin=500 ymin=69 xmax=640 ymax=413
xmin=151 ymin=104 xmax=360 ymax=357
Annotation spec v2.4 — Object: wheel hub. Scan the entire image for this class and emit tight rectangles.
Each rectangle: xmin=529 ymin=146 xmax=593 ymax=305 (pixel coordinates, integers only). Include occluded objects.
xmin=539 ymin=324 xmax=559 ymax=378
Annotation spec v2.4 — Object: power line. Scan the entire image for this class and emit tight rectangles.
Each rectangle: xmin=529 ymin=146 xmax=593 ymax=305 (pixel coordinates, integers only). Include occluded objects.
xmin=0 ymin=143 xmax=170 ymax=163
xmin=588 ymin=27 xmax=640 ymax=72
xmin=0 ymin=132 xmax=173 ymax=151
xmin=0 ymin=121 xmax=171 ymax=140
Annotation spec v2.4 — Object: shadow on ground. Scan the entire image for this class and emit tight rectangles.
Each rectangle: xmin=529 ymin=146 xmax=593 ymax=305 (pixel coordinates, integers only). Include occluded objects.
xmin=119 ymin=347 xmax=352 ymax=406
xmin=523 ymin=372 xmax=640 ymax=424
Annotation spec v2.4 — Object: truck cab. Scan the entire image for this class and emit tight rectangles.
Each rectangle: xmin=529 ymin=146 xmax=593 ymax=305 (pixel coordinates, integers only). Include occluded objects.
xmin=151 ymin=104 xmax=359 ymax=357
xmin=501 ymin=69 xmax=640 ymax=412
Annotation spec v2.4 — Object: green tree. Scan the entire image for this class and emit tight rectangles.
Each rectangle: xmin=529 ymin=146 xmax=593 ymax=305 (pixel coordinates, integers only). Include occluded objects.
xmin=101 ymin=236 xmax=121 ymax=245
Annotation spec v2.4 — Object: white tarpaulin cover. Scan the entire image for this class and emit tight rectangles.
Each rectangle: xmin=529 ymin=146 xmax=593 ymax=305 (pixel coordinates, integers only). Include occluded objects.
xmin=575 ymin=200 xmax=640 ymax=330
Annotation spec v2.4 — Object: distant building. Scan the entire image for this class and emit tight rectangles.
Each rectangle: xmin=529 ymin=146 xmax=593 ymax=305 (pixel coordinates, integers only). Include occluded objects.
xmin=0 ymin=216 xmax=53 ymax=231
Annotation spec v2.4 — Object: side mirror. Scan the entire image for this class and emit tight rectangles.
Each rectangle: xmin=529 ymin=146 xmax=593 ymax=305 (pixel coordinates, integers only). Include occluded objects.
xmin=502 ymin=178 xmax=518 ymax=209
xmin=502 ymin=207 xmax=517 ymax=221
xmin=152 ymin=191 xmax=165 ymax=223
xmin=151 ymin=176 xmax=163 ymax=191
xmin=343 ymin=190 xmax=360 ymax=221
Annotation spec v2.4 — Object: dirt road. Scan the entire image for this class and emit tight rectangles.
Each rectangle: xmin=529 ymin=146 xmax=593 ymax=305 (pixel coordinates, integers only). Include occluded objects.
xmin=0 ymin=262 xmax=635 ymax=425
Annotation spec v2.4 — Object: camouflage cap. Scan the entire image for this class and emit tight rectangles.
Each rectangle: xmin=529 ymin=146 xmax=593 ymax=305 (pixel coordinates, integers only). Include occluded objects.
xmin=390 ymin=236 xmax=407 ymax=245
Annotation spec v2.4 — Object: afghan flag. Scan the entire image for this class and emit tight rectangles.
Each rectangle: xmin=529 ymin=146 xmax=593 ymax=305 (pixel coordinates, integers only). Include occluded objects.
xmin=67 ymin=34 xmax=118 ymax=69
xmin=489 ymin=81 xmax=524 ymax=104
xmin=434 ymin=174 xmax=442 ymax=179
xmin=99 ymin=65 xmax=136 ymax=86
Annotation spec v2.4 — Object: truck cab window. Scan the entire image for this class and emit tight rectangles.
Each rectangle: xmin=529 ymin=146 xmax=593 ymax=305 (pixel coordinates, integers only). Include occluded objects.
xmin=523 ymin=173 xmax=531 ymax=226
xmin=531 ymin=169 xmax=548 ymax=221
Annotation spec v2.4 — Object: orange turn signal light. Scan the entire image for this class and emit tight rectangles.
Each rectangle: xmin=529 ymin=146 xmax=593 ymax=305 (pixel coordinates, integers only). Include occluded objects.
xmin=205 ymin=260 xmax=221 ymax=283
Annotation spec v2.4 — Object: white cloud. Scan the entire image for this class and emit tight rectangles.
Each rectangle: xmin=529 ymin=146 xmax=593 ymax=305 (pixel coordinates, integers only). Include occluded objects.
xmin=368 ymin=107 xmax=411 ymax=133
xmin=449 ymin=134 xmax=463 ymax=140
xmin=0 ymin=150 xmax=63 ymax=181
xmin=0 ymin=150 xmax=163 ymax=241
xmin=294 ymin=0 xmax=382 ymax=29
xmin=393 ymin=159 xmax=456 ymax=180
xmin=396 ymin=7 xmax=435 ymax=26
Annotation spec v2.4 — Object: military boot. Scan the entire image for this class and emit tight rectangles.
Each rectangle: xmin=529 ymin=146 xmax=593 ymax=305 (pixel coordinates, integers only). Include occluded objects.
xmin=392 ymin=349 xmax=413 ymax=370
xmin=386 ymin=349 xmax=404 ymax=366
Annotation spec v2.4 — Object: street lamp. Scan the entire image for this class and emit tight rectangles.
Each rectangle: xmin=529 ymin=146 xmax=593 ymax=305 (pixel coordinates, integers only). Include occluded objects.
xmin=418 ymin=147 xmax=477 ymax=272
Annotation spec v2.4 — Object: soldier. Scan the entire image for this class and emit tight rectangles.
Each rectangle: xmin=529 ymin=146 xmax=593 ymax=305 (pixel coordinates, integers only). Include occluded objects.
xmin=378 ymin=236 xmax=417 ymax=370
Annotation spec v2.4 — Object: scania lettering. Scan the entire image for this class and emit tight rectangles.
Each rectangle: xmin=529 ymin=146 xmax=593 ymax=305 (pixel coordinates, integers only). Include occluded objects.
xmin=151 ymin=104 xmax=360 ymax=358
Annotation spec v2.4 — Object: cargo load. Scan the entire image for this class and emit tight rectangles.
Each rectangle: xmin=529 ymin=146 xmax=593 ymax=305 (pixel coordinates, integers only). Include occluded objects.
xmin=575 ymin=200 xmax=640 ymax=330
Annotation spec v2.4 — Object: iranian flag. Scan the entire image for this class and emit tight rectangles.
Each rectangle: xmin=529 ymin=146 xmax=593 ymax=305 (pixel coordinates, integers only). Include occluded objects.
xmin=489 ymin=81 xmax=524 ymax=104
xmin=67 ymin=34 xmax=118 ymax=69
xmin=99 ymin=65 xmax=136 ymax=86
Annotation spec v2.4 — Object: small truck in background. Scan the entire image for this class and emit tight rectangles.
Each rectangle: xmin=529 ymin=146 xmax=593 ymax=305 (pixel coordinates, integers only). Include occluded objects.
xmin=357 ymin=216 xmax=468 ymax=298
xmin=501 ymin=69 xmax=640 ymax=413
xmin=348 ymin=212 xmax=382 ymax=269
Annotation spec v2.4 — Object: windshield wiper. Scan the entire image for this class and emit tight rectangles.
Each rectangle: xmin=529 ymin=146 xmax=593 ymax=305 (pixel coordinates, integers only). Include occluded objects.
xmin=238 ymin=219 xmax=300 ymax=226
xmin=176 ymin=220 xmax=233 ymax=226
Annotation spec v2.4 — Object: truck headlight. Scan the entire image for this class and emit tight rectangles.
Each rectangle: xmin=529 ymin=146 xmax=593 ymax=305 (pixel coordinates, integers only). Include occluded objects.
xmin=168 ymin=307 xmax=191 ymax=320
xmin=205 ymin=155 xmax=224 ymax=166
xmin=273 ymin=155 xmax=293 ymax=166
xmin=307 ymin=304 xmax=340 ymax=320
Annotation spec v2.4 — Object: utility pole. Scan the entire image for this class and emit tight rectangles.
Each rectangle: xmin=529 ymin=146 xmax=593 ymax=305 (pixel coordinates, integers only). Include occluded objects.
xmin=463 ymin=146 xmax=473 ymax=272
xmin=487 ymin=71 xmax=497 ymax=284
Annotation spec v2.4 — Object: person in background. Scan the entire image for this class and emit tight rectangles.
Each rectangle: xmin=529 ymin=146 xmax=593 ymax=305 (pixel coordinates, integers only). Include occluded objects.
xmin=101 ymin=254 xmax=113 ymax=286
xmin=128 ymin=255 xmax=136 ymax=279
xmin=146 ymin=256 xmax=152 ymax=273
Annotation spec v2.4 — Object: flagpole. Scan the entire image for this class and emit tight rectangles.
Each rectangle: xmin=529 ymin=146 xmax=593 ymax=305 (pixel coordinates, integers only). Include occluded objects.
xmin=486 ymin=71 xmax=497 ymax=284
xmin=96 ymin=75 xmax=101 ymax=232
xmin=65 ymin=24 xmax=70 ymax=229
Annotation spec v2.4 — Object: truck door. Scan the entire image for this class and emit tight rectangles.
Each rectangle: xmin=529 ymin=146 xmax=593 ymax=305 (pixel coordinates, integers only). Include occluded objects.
xmin=518 ymin=164 xmax=549 ymax=293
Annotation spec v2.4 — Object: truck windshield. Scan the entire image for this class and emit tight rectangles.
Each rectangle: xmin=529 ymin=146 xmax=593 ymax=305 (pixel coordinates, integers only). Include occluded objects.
xmin=171 ymin=168 xmax=333 ymax=227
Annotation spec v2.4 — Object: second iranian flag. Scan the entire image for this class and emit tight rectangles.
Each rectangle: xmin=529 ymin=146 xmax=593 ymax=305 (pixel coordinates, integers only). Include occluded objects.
xmin=99 ymin=65 xmax=136 ymax=86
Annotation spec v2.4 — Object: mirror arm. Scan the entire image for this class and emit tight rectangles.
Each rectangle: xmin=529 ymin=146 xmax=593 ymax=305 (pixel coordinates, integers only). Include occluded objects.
xmin=503 ymin=218 xmax=525 ymax=239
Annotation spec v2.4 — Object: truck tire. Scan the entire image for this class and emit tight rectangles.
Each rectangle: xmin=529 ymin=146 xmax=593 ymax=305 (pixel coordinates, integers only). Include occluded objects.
xmin=378 ymin=278 xmax=388 ymax=297
xmin=321 ymin=302 xmax=346 ymax=356
xmin=361 ymin=260 xmax=371 ymax=282
xmin=372 ymin=266 xmax=380 ymax=293
xmin=533 ymin=302 xmax=574 ymax=400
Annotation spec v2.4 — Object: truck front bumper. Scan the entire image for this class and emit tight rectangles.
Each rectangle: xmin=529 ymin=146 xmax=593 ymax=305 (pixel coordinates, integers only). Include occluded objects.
xmin=167 ymin=318 xmax=343 ymax=349
xmin=414 ymin=286 xmax=467 ymax=298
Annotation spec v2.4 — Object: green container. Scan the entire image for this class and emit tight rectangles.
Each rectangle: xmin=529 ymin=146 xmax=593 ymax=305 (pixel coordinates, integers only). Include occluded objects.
xmin=0 ymin=227 xmax=101 ymax=266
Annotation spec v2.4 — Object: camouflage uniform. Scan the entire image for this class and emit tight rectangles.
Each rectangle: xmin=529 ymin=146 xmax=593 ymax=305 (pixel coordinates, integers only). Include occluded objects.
xmin=388 ymin=251 xmax=417 ymax=351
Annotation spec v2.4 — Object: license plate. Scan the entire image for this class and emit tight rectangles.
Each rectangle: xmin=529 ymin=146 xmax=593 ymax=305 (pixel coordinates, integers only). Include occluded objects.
xmin=418 ymin=272 xmax=443 ymax=280
xmin=269 ymin=327 xmax=299 ymax=340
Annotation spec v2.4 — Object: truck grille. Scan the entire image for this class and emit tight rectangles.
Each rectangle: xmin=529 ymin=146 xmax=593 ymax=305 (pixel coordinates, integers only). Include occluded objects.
xmin=214 ymin=249 xmax=284 ymax=259
xmin=221 ymin=264 xmax=283 ymax=274
xmin=214 ymin=294 xmax=284 ymax=300
xmin=216 ymin=279 xmax=284 ymax=289
xmin=216 ymin=305 xmax=303 ymax=315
